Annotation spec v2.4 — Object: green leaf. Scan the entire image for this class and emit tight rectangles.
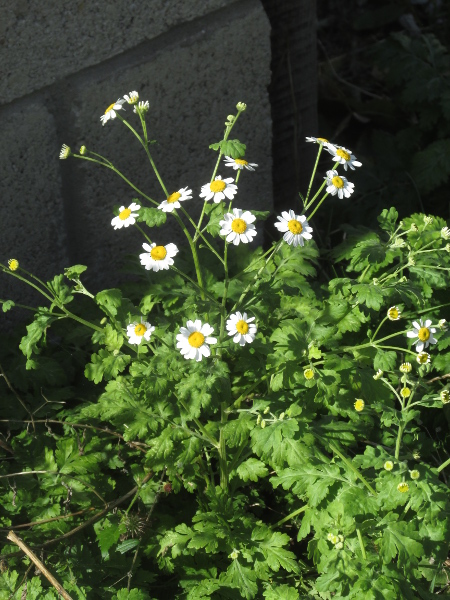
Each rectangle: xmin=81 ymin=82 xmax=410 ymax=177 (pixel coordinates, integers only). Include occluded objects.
xmin=2 ymin=300 xmax=15 ymax=313
xmin=64 ymin=264 xmax=87 ymax=280
xmin=19 ymin=310 xmax=56 ymax=359
xmin=95 ymin=288 xmax=123 ymax=317
xmin=377 ymin=207 xmax=399 ymax=233
xmin=374 ymin=349 xmax=397 ymax=371
xmin=220 ymin=560 xmax=258 ymax=599
xmin=116 ymin=538 xmax=140 ymax=554
xmin=351 ymin=283 xmax=386 ymax=310
xmin=84 ymin=349 xmax=131 ymax=383
xmin=94 ymin=518 xmax=121 ymax=559
xmin=271 ymin=463 xmax=344 ymax=507
xmin=138 ymin=207 xmax=167 ymax=228
xmin=236 ymin=458 xmax=268 ymax=482
xmin=220 ymin=139 xmax=246 ymax=159
xmin=264 ymin=585 xmax=299 ymax=600
xmin=379 ymin=518 xmax=424 ymax=569
xmin=252 ymin=528 xmax=299 ymax=573
xmin=47 ymin=274 xmax=73 ymax=305
xmin=114 ymin=589 xmax=151 ymax=600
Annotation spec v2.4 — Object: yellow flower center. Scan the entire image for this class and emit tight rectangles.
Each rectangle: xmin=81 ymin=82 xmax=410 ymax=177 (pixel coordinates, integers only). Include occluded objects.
xmin=210 ymin=180 xmax=226 ymax=193
xmin=105 ymin=102 xmax=116 ymax=114
xmin=417 ymin=352 xmax=430 ymax=364
xmin=304 ymin=369 xmax=314 ymax=380
xmin=288 ymin=219 xmax=303 ymax=234
xmin=234 ymin=159 xmax=248 ymax=165
xmin=188 ymin=332 xmax=205 ymax=348
xmin=150 ymin=245 xmax=167 ymax=260
xmin=354 ymin=399 xmax=365 ymax=412
xmin=134 ymin=324 xmax=147 ymax=336
xmin=397 ymin=482 xmax=409 ymax=493
xmin=317 ymin=137 xmax=328 ymax=143
xmin=331 ymin=176 xmax=344 ymax=189
xmin=167 ymin=192 xmax=181 ymax=204
xmin=231 ymin=218 xmax=247 ymax=234
xmin=401 ymin=387 xmax=411 ymax=398
xmin=388 ymin=307 xmax=399 ymax=320
xmin=418 ymin=327 xmax=430 ymax=341
xmin=119 ymin=208 xmax=132 ymax=220
xmin=8 ymin=259 xmax=19 ymax=271
xmin=336 ymin=148 xmax=351 ymax=161
xmin=236 ymin=320 xmax=249 ymax=334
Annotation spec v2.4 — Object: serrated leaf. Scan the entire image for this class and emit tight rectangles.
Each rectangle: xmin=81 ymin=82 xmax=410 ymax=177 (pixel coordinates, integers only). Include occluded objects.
xmin=138 ymin=207 xmax=167 ymax=228
xmin=2 ymin=300 xmax=15 ymax=313
xmin=220 ymin=560 xmax=258 ymax=599
xmin=220 ymin=139 xmax=246 ymax=159
xmin=64 ymin=264 xmax=87 ymax=280
xmin=380 ymin=519 xmax=424 ymax=569
xmin=84 ymin=349 xmax=131 ymax=383
xmin=236 ymin=458 xmax=268 ymax=482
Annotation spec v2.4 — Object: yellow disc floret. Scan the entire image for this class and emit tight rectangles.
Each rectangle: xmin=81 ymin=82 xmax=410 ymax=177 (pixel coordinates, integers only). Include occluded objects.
xmin=236 ymin=320 xmax=249 ymax=334
xmin=8 ymin=259 xmax=19 ymax=271
xmin=288 ymin=219 xmax=303 ymax=234
xmin=234 ymin=159 xmax=248 ymax=165
xmin=150 ymin=245 xmax=167 ymax=260
xmin=105 ymin=103 xmax=116 ymax=114
xmin=331 ymin=176 xmax=344 ymax=189
xmin=317 ymin=138 xmax=328 ymax=143
xmin=354 ymin=399 xmax=365 ymax=412
xmin=210 ymin=180 xmax=226 ymax=193
xmin=188 ymin=332 xmax=205 ymax=348
xmin=397 ymin=482 xmax=409 ymax=493
xmin=167 ymin=192 xmax=181 ymax=204
xmin=304 ymin=368 xmax=315 ymax=380
xmin=119 ymin=208 xmax=132 ymax=220
xmin=418 ymin=327 xmax=430 ymax=341
xmin=336 ymin=149 xmax=351 ymax=161
xmin=400 ymin=387 xmax=411 ymax=398
xmin=387 ymin=307 xmax=400 ymax=320
xmin=231 ymin=218 xmax=247 ymax=234
xmin=134 ymin=324 xmax=147 ymax=336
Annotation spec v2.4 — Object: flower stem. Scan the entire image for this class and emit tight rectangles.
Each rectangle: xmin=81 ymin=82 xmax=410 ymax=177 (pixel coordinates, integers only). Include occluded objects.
xmin=275 ymin=505 xmax=307 ymax=528
xmin=307 ymin=192 xmax=329 ymax=221
xmin=328 ymin=441 xmax=377 ymax=496
xmin=356 ymin=528 xmax=367 ymax=560
xmin=304 ymin=144 xmax=323 ymax=205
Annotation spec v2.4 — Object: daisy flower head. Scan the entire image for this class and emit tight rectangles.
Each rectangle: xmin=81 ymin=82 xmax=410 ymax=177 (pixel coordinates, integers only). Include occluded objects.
xmin=417 ymin=351 xmax=431 ymax=365
xmin=306 ymin=136 xmax=330 ymax=146
xmin=325 ymin=170 xmax=355 ymax=199
xmin=223 ymin=156 xmax=258 ymax=171
xmin=219 ymin=209 xmax=257 ymax=245
xmin=384 ymin=461 xmax=394 ymax=471
xmin=400 ymin=387 xmax=411 ymax=399
xmin=126 ymin=321 xmax=155 ymax=345
xmin=387 ymin=306 xmax=401 ymax=321
xmin=59 ymin=144 xmax=71 ymax=159
xmin=226 ymin=312 xmax=257 ymax=346
xmin=407 ymin=319 xmax=437 ymax=353
xmin=123 ymin=91 xmax=139 ymax=105
xmin=410 ymin=470 xmax=420 ymax=480
xmin=139 ymin=242 xmax=178 ymax=272
xmin=158 ymin=187 xmax=192 ymax=213
xmin=304 ymin=368 xmax=315 ymax=380
xmin=200 ymin=176 xmax=237 ymax=203
xmin=440 ymin=389 xmax=450 ymax=404
xmin=111 ymin=202 xmax=140 ymax=229
xmin=397 ymin=482 xmax=409 ymax=493
xmin=100 ymin=99 xmax=125 ymax=125
xmin=176 ymin=319 xmax=217 ymax=362
xmin=134 ymin=100 xmax=150 ymax=115
xmin=326 ymin=144 xmax=362 ymax=171
xmin=274 ymin=210 xmax=313 ymax=247
xmin=400 ymin=362 xmax=412 ymax=373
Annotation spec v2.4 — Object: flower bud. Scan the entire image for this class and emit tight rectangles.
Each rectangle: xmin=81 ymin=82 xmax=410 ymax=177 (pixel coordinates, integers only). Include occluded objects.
xmin=446 ymin=244 xmax=450 ymax=253
xmin=439 ymin=319 xmax=447 ymax=330
xmin=387 ymin=306 xmax=401 ymax=321
xmin=59 ymin=144 xmax=71 ymax=159
xmin=397 ymin=482 xmax=409 ymax=493
xmin=335 ymin=541 xmax=344 ymax=550
xmin=8 ymin=259 xmax=19 ymax=271
xmin=400 ymin=363 xmax=412 ymax=373
xmin=373 ymin=369 xmax=383 ymax=380
xmin=236 ymin=102 xmax=247 ymax=112
xmin=441 ymin=227 xmax=450 ymax=240
xmin=260 ymin=419 xmax=266 ymax=429
xmin=354 ymin=399 xmax=365 ymax=412
xmin=79 ymin=145 xmax=87 ymax=155
xmin=304 ymin=368 xmax=315 ymax=380
xmin=413 ymin=451 xmax=420 ymax=460
xmin=409 ymin=469 xmax=420 ymax=480
xmin=226 ymin=115 xmax=235 ymax=123
xmin=384 ymin=461 xmax=394 ymax=471
xmin=410 ymin=223 xmax=419 ymax=232
xmin=417 ymin=352 xmax=431 ymax=365
xmin=440 ymin=389 xmax=450 ymax=404
xmin=424 ymin=216 xmax=433 ymax=225
xmin=263 ymin=406 xmax=270 ymax=414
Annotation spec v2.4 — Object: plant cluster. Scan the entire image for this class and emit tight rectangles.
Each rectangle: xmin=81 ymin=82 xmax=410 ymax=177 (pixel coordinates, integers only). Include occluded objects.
xmin=0 ymin=92 xmax=449 ymax=599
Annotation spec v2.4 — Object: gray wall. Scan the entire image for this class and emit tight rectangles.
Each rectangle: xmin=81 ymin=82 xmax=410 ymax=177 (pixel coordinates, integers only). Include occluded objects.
xmin=0 ymin=0 xmax=272 ymax=329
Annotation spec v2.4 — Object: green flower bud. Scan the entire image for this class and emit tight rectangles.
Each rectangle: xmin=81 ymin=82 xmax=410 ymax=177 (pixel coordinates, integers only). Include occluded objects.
xmin=236 ymin=102 xmax=247 ymax=112
xmin=409 ymin=469 xmax=420 ymax=480
xmin=79 ymin=145 xmax=87 ymax=155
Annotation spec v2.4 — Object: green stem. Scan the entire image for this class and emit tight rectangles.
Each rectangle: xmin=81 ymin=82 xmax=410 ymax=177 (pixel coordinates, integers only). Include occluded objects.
xmin=328 ymin=441 xmax=377 ymax=496
xmin=356 ymin=528 xmax=367 ymax=560
xmin=370 ymin=316 xmax=388 ymax=342
xmin=307 ymin=192 xmax=329 ymax=221
xmin=3 ymin=270 xmax=54 ymax=303
xmin=304 ymin=144 xmax=323 ymax=205
xmin=178 ymin=206 xmax=224 ymax=265
xmin=344 ymin=330 xmax=408 ymax=352
xmin=395 ymin=424 xmax=404 ymax=461
xmin=218 ymin=404 xmax=229 ymax=491
xmin=170 ymin=266 xmax=222 ymax=308
xmin=437 ymin=456 xmax=450 ymax=473
xmin=275 ymin=505 xmax=307 ymax=528
xmin=135 ymin=224 xmax=152 ymax=244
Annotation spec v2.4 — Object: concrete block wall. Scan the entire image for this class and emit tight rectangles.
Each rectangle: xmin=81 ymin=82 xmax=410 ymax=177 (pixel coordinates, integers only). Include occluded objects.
xmin=0 ymin=0 xmax=272 ymax=330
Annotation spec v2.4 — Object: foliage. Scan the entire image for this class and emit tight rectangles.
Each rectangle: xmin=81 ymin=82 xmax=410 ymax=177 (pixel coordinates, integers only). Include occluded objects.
xmin=0 ymin=95 xmax=449 ymax=599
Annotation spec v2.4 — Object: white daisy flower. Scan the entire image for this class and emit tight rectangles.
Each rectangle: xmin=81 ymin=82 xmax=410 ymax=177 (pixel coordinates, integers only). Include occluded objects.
xmin=126 ymin=321 xmax=155 ymax=345
xmin=100 ymin=99 xmax=125 ymax=125
xmin=274 ymin=210 xmax=313 ymax=247
xmin=226 ymin=312 xmax=257 ymax=346
xmin=158 ymin=187 xmax=192 ymax=213
xmin=176 ymin=320 xmax=217 ymax=361
xmin=123 ymin=91 xmax=139 ymax=105
xmin=407 ymin=319 xmax=437 ymax=353
xmin=139 ymin=242 xmax=178 ymax=272
xmin=199 ymin=176 xmax=237 ymax=203
xmin=306 ymin=136 xmax=330 ymax=146
xmin=325 ymin=170 xmax=355 ymax=199
xmin=134 ymin=100 xmax=150 ymax=114
xmin=111 ymin=202 xmax=140 ymax=229
xmin=326 ymin=144 xmax=362 ymax=171
xmin=219 ymin=209 xmax=257 ymax=245
xmin=223 ymin=156 xmax=258 ymax=171
xmin=59 ymin=144 xmax=71 ymax=159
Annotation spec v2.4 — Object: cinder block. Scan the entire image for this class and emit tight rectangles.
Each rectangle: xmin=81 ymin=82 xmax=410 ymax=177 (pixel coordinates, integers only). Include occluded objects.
xmin=59 ymin=1 xmax=272 ymax=292
xmin=0 ymin=0 xmax=237 ymax=103
xmin=0 ymin=100 xmax=69 ymax=328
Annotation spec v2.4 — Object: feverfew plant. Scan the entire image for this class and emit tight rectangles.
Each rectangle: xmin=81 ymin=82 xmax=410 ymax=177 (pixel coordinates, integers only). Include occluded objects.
xmin=0 ymin=93 xmax=449 ymax=600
